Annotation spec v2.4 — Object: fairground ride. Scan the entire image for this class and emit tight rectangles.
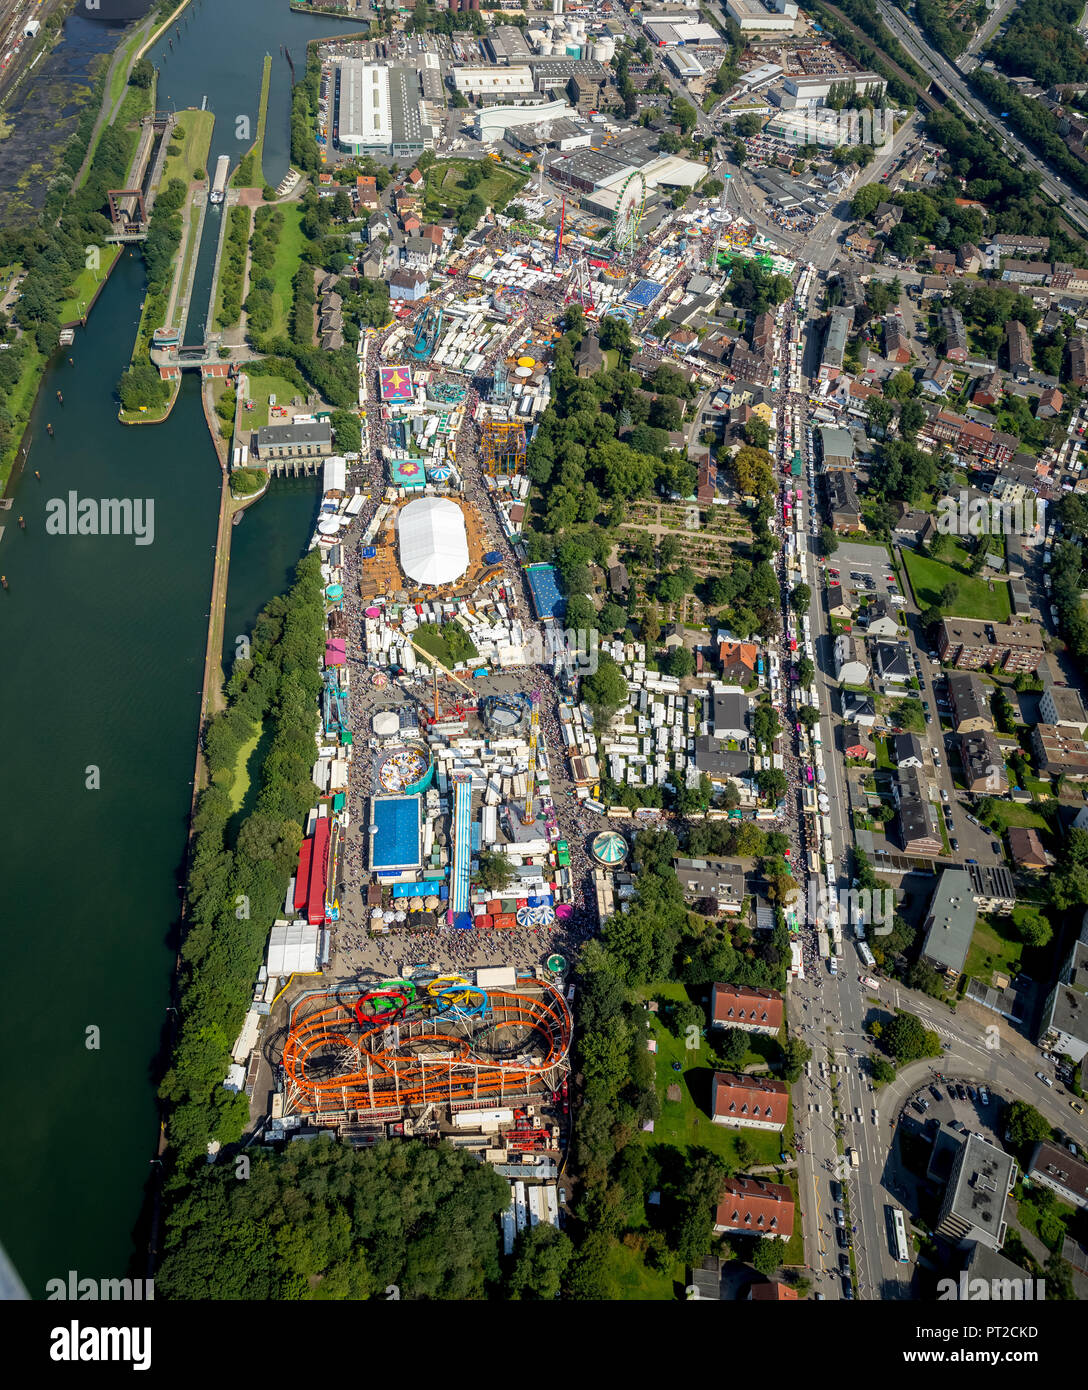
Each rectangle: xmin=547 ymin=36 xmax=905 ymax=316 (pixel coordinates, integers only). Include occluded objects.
xmin=282 ymin=979 xmax=572 ymax=1118
xmin=611 ymin=170 xmax=647 ymax=253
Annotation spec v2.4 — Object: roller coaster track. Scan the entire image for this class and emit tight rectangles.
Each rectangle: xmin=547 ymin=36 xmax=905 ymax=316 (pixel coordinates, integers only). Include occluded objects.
xmin=282 ymin=981 xmax=572 ymax=1117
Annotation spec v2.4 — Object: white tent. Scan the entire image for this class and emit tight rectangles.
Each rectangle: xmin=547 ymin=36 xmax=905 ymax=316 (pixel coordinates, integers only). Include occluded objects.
xmin=323 ymin=455 xmax=347 ymax=493
xmin=266 ymin=921 xmax=320 ymax=974
xmin=397 ymin=497 xmax=469 ymax=587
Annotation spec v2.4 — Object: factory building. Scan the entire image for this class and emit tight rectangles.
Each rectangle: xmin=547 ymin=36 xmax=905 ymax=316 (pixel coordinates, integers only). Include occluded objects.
xmin=643 ymin=18 xmax=723 ymax=45
xmin=666 ymin=49 xmax=705 ymax=80
xmin=474 ymin=99 xmax=576 ymax=144
xmin=453 ymin=65 xmax=535 ymax=98
xmin=777 ymin=73 xmax=887 ymax=109
xmin=336 ymin=62 xmax=427 ymax=158
xmin=724 ymin=0 xmax=799 ymax=31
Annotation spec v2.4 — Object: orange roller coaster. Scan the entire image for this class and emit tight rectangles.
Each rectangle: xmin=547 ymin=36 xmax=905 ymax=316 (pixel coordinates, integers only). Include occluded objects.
xmin=281 ymin=981 xmax=572 ymax=1119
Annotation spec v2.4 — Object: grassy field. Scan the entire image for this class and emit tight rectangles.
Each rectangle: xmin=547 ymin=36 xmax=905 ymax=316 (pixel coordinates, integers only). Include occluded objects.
xmin=59 ymin=246 xmax=123 ymax=325
xmin=238 ymin=373 xmax=305 ymax=430
xmin=602 ymin=1242 xmax=681 ymax=1300
xmin=423 ymin=158 xmax=528 ymax=217
xmin=227 ymin=721 xmax=263 ymax=811
xmin=267 ymin=203 xmax=307 ymax=339
xmin=412 ymin=622 xmax=479 ymax=669
xmin=232 ymin=55 xmax=272 ymax=188
xmin=987 ymin=800 xmax=1049 ymax=831
xmin=901 ymin=546 xmax=1011 ymax=622
xmin=0 ymin=342 xmax=44 ymax=490
xmin=163 ymin=109 xmax=215 ymax=187
xmin=636 ymin=984 xmax=784 ymax=1166
xmin=965 ymin=913 xmax=1024 ymax=984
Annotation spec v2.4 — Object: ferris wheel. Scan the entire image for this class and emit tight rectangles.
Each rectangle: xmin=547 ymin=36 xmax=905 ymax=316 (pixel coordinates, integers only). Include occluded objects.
xmin=611 ymin=170 xmax=647 ymax=252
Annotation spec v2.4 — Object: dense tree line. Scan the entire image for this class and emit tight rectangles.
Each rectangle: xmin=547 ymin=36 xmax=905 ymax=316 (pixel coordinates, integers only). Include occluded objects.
xmin=987 ymin=0 xmax=1088 ymax=87
xmin=916 ymin=0 xmax=971 ymax=60
xmin=158 ymin=1136 xmax=510 ymax=1298
xmin=290 ymin=45 xmax=322 ymax=175
xmin=971 ymin=69 xmax=1088 ymax=197
xmin=158 ymin=553 xmax=325 ymax=1162
xmin=216 ymin=206 xmax=251 ymax=329
xmin=115 ymin=176 xmax=188 ymax=411
xmin=244 ymin=205 xmax=284 ymax=337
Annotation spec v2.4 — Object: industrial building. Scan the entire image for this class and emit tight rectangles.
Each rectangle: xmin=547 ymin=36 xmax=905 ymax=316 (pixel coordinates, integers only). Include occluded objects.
xmin=778 ymin=72 xmax=887 ymax=109
xmin=666 ymin=49 xmax=705 ymax=80
xmin=453 ymin=65 xmax=535 ymax=98
xmin=643 ymin=17 xmax=724 ymax=45
xmin=336 ymin=62 xmax=427 ymax=158
xmin=474 ymin=99 xmax=575 ymax=145
xmin=724 ymin=0 xmax=799 ymax=31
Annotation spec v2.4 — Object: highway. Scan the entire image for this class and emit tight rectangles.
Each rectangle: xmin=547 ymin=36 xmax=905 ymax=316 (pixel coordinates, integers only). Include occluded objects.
xmin=876 ymin=0 xmax=1088 ymax=235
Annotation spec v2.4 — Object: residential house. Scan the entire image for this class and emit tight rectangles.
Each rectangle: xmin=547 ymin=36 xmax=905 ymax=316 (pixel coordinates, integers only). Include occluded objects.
xmin=960 ymin=730 xmax=1007 ymax=794
xmin=662 ymin=622 xmax=685 ymax=651
xmin=355 ymin=175 xmax=379 ymax=209
xmin=922 ymin=360 xmax=956 ymax=396
xmin=674 ymin=859 xmax=746 ymax=914
xmin=971 ymin=371 xmax=1003 ymax=408
xmin=937 ymin=619 xmax=1045 ymax=674
xmin=712 ymin=690 xmax=750 ymax=742
xmin=714 ymin=1177 xmax=795 ymax=1241
xmin=1031 ymin=724 xmax=1088 ymax=779
xmin=947 ymin=672 xmax=994 ymax=733
xmin=894 ymin=765 xmax=943 ymax=856
xmin=967 ymin=863 xmax=1017 ymax=912
xmin=864 ymin=596 xmax=900 ymax=638
xmin=827 ymin=583 xmax=858 ymax=620
xmin=1036 ymin=387 xmax=1064 ymax=419
xmin=841 ymin=691 xmax=876 ymax=726
xmin=1068 ymin=334 xmax=1088 ymax=387
xmin=940 ymin=307 xmax=969 ymax=363
xmin=749 ymin=1280 xmax=799 ymax=1300
xmin=389 ymin=269 xmax=428 ymax=302
xmin=921 ymin=868 xmax=978 ymax=976
xmin=1039 ymin=925 xmax=1088 ymax=1062
xmin=934 ymin=1133 xmax=1017 ymax=1253
xmin=873 ymin=201 xmax=903 ymax=235
xmin=826 ymin=472 xmax=863 ymax=533
xmin=957 ymin=243 xmax=982 ymax=274
xmin=818 ymin=308 xmax=851 ymax=383
xmin=1026 ymin=1142 xmax=1088 ymax=1211
xmin=1007 ymin=825 xmax=1049 ymax=870
xmin=710 ymin=983 xmax=784 ymax=1036
xmin=819 ymin=425 xmax=854 ymax=471
xmin=932 ymin=250 xmax=956 ymax=276
xmin=696 ymin=455 xmax=718 ymax=504
xmin=719 ymin=640 xmax=759 ymax=685
xmin=752 ymin=311 xmax=775 ymax=353
xmin=834 ymin=635 xmax=869 ymax=686
xmin=607 ymin=563 xmax=630 ymax=599
xmin=875 ymin=642 xmax=912 ymax=685
xmin=885 ymin=315 xmax=911 ymax=363
xmin=1006 ymin=320 xmax=1032 ymax=379
xmin=843 ymin=723 xmax=875 ymax=761
xmin=893 ymin=732 xmax=924 ymax=768
xmin=1040 ymin=684 xmax=1087 ymax=732
xmin=693 ymin=736 xmax=751 ymax=785
xmin=710 ymin=1072 xmax=789 ymax=1132
xmin=990 ymin=233 xmax=1050 ymax=257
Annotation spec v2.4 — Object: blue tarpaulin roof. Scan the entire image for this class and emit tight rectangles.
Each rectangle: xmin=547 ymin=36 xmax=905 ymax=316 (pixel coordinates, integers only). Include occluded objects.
xmin=524 ymin=564 xmax=566 ymax=621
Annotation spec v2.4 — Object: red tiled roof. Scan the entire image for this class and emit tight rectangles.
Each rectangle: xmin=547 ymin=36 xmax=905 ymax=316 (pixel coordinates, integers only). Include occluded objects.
xmin=715 ymin=1176 xmax=796 ymax=1239
xmin=718 ymin=640 xmax=758 ymax=673
xmin=711 ymin=983 xmax=784 ymax=1031
xmin=712 ymin=1071 xmax=789 ymax=1126
xmin=750 ymin=1281 xmax=799 ymax=1300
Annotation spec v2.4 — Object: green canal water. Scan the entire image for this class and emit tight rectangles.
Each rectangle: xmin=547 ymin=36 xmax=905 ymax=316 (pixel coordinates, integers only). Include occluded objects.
xmin=0 ymin=0 xmax=340 ymax=1293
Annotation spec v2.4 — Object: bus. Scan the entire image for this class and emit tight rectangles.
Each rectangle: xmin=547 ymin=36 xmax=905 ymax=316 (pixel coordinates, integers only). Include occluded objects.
xmin=888 ymin=1205 xmax=909 ymax=1264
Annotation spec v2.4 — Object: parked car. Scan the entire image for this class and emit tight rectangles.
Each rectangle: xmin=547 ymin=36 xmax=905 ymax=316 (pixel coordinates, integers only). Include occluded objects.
xmin=834 ymin=1207 xmax=846 ymax=1228
xmin=992 ymin=840 xmax=1002 ymax=854
xmin=930 ymin=1085 xmax=943 ymax=1101
xmin=979 ymin=1087 xmax=990 ymax=1106
xmin=950 ymin=838 xmax=959 ymax=851
xmin=1036 ymin=1071 xmax=1054 ymax=1087
xmin=842 ymin=1276 xmax=854 ymax=1300
xmin=836 ymin=1225 xmax=848 ymax=1248
xmin=967 ymin=1086 xmax=977 ymax=1101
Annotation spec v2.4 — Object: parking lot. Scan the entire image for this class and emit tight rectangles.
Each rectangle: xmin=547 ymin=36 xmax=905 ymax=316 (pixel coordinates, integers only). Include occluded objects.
xmin=829 ymin=541 xmax=899 ymax=601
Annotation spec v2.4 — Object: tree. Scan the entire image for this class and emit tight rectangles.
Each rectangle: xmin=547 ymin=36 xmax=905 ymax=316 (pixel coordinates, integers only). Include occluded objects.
xmin=129 ymin=57 xmax=154 ymax=89
xmin=820 ymin=526 xmax=838 ymax=556
xmin=798 ymin=705 xmax=819 ymax=729
xmin=756 ymin=768 xmax=787 ymax=801
xmin=871 ymin=1056 xmax=896 ymax=1085
xmin=745 ymin=416 xmax=771 ymax=450
xmin=507 ymin=1225 xmax=574 ymax=1300
xmin=939 ymin=582 xmax=959 ymax=610
xmin=672 ymin=98 xmax=698 ymax=136
xmin=797 ymin=657 xmax=815 ymax=687
xmin=781 ymin=1035 xmax=811 ymax=1083
xmin=1006 ymin=1100 xmax=1051 ymax=1153
xmin=1012 ymin=905 xmax=1052 ymax=949
xmin=581 ymin=656 xmax=629 ymax=716
xmin=476 ymin=850 xmax=513 ymax=892
xmin=731 ymin=139 xmax=747 ymax=166
xmin=880 ymin=1011 xmax=940 ymax=1063
xmin=751 ymin=1238 xmax=783 ymax=1276
xmin=665 ymin=645 xmax=695 ymax=678
xmin=718 ymin=1026 xmax=748 ymax=1067
xmin=790 ymin=584 xmax=811 ymax=615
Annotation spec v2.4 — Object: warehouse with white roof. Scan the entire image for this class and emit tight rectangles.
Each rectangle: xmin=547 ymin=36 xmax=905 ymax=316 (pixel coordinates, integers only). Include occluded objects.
xmin=397 ymin=497 xmax=470 ymax=587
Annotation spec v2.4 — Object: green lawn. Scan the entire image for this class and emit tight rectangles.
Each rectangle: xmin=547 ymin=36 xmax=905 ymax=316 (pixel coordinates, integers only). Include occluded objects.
xmin=59 ymin=245 xmax=122 ymax=324
xmin=874 ymin=735 xmax=894 ymax=771
xmin=107 ymin=24 xmax=150 ymax=111
xmin=901 ymin=547 xmax=1011 ymax=622
xmin=965 ymin=912 xmax=1024 ymax=984
xmin=162 ymin=109 xmax=215 ymax=187
xmin=602 ymin=1242 xmax=681 ymax=1300
xmin=224 ymin=720 xmax=262 ymax=811
xmin=0 ymin=342 xmax=44 ymax=490
xmin=268 ymin=202 xmax=306 ymax=339
xmin=636 ymin=986 xmax=785 ymax=1167
xmin=987 ymin=800 xmax=1049 ymax=831
xmin=238 ymin=373 xmax=303 ymax=430
xmin=412 ymin=622 xmax=479 ymax=669
xmin=423 ymin=158 xmax=528 ymax=217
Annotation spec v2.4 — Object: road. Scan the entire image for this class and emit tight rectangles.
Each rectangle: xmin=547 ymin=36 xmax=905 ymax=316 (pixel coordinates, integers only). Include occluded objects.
xmin=876 ymin=0 xmax=1088 ymax=236
xmin=958 ymin=0 xmax=1019 ymax=71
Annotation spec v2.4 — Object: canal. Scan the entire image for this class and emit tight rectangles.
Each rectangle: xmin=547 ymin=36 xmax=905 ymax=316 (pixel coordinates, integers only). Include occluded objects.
xmin=0 ymin=0 xmax=349 ymax=1293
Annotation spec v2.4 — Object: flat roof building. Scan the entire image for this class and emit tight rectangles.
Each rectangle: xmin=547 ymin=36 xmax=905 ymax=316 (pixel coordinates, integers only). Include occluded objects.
xmin=453 ymin=65 xmax=535 ymax=97
xmin=725 ymin=0 xmax=799 ymax=31
xmin=936 ymin=1132 xmax=1017 ymax=1251
xmin=779 ymin=72 xmax=886 ymax=109
xmin=921 ymin=869 xmax=977 ymax=977
xmin=336 ymin=62 xmax=425 ymax=158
